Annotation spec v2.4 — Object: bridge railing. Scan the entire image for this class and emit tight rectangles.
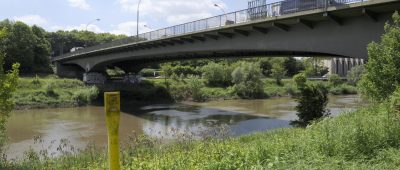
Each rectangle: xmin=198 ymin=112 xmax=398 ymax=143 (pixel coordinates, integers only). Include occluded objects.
xmin=58 ymin=0 xmax=367 ymax=59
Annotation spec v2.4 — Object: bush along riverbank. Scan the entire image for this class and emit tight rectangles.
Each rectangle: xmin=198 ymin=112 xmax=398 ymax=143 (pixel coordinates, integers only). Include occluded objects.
xmin=13 ymin=76 xmax=99 ymax=109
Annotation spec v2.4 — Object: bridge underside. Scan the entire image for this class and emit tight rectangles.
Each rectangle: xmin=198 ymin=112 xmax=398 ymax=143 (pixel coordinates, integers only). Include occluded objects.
xmin=53 ymin=1 xmax=400 ymax=79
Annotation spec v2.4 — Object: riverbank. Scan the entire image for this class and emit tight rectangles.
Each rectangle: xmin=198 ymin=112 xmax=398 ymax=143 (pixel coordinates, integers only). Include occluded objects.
xmin=13 ymin=76 xmax=358 ymax=109
xmin=2 ymin=100 xmax=399 ymax=169
xmin=13 ymin=76 xmax=99 ymax=110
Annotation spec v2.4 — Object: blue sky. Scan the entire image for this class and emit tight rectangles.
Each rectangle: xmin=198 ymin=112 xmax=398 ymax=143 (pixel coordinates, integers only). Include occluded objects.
xmin=0 ymin=0 xmax=279 ymax=35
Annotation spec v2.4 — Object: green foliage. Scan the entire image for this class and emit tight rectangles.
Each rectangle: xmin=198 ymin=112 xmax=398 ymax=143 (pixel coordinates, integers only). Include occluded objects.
xmin=46 ymin=30 xmax=126 ymax=57
xmin=283 ymin=57 xmax=305 ymax=76
xmin=167 ymin=76 xmax=206 ymax=102
xmin=258 ymin=58 xmax=273 ymax=76
xmin=202 ymin=62 xmax=233 ymax=87
xmin=295 ymin=82 xmax=329 ymax=126
xmin=293 ymin=73 xmax=307 ymax=87
xmin=140 ymin=68 xmax=157 ymax=77
xmin=329 ymin=84 xmax=358 ymax=95
xmin=359 ymin=12 xmax=400 ymax=101
xmin=328 ymin=74 xmax=342 ymax=87
xmin=271 ymin=59 xmax=287 ymax=85
xmin=303 ymin=58 xmax=329 ymax=77
xmin=72 ymin=86 xmax=99 ymax=106
xmin=390 ymin=87 xmax=400 ymax=116
xmin=347 ymin=65 xmax=365 ymax=86
xmin=232 ymin=62 xmax=264 ymax=98
xmin=0 ymin=29 xmax=20 ymax=154
xmin=13 ymin=77 xmax=98 ymax=108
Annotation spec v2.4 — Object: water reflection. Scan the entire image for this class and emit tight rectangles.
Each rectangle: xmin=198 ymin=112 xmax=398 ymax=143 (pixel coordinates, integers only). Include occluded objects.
xmin=6 ymin=95 xmax=360 ymax=159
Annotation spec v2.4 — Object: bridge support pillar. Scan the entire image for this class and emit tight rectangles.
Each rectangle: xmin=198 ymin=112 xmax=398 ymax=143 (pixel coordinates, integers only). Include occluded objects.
xmin=327 ymin=58 xmax=365 ymax=77
xmin=54 ymin=62 xmax=85 ymax=79
xmin=83 ymin=72 xmax=107 ymax=85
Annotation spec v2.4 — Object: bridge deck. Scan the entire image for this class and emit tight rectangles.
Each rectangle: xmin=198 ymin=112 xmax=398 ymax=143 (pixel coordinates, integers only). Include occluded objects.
xmin=53 ymin=0 xmax=399 ymax=62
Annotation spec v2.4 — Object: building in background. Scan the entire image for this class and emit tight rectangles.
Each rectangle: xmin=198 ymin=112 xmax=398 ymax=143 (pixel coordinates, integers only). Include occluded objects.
xmin=323 ymin=58 xmax=364 ymax=77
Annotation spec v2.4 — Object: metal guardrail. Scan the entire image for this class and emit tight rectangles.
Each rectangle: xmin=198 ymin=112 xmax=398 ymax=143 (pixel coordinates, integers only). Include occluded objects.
xmin=57 ymin=0 xmax=367 ymax=59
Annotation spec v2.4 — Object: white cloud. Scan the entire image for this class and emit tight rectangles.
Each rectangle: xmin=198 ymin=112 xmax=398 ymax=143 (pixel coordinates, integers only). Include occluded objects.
xmin=13 ymin=15 xmax=48 ymax=26
xmin=50 ymin=24 xmax=104 ymax=33
xmin=110 ymin=21 xmax=152 ymax=36
xmin=68 ymin=0 xmax=91 ymax=10
xmin=117 ymin=0 xmax=226 ymax=25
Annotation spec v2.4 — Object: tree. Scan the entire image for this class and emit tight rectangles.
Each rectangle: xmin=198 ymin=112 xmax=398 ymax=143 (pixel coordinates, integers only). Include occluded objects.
xmin=1 ymin=21 xmax=35 ymax=72
xmin=346 ymin=65 xmax=365 ymax=86
xmin=0 ymin=28 xmax=20 ymax=152
xmin=32 ymin=25 xmax=51 ymax=72
xmin=359 ymin=12 xmax=400 ymax=101
xmin=231 ymin=62 xmax=264 ymax=98
xmin=303 ymin=58 xmax=329 ymax=77
xmin=271 ymin=59 xmax=287 ymax=85
xmin=258 ymin=58 xmax=272 ymax=76
xmin=284 ymin=57 xmax=304 ymax=76
xmin=294 ymin=77 xmax=329 ymax=126
xmin=328 ymin=74 xmax=342 ymax=87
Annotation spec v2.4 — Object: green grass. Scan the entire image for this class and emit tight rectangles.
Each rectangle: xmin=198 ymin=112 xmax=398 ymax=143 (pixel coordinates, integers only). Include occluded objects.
xmin=3 ymin=101 xmax=400 ymax=169
xmin=13 ymin=76 xmax=99 ymax=109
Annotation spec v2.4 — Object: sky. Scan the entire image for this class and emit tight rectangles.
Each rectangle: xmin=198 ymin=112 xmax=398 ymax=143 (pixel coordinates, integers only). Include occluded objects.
xmin=0 ymin=0 xmax=273 ymax=36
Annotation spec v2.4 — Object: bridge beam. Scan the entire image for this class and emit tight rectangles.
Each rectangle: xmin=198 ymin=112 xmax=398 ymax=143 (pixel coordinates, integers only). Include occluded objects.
xmin=323 ymin=12 xmax=343 ymax=25
xmin=181 ymin=37 xmax=194 ymax=43
xmin=252 ymin=26 xmax=268 ymax=34
xmin=191 ymin=35 xmax=206 ymax=42
xmin=218 ymin=32 xmax=234 ymax=38
xmin=272 ymin=22 xmax=289 ymax=32
xmin=234 ymin=29 xmax=250 ymax=36
xmin=362 ymin=9 xmax=379 ymax=22
xmin=204 ymin=34 xmax=219 ymax=40
xmin=297 ymin=19 xmax=313 ymax=29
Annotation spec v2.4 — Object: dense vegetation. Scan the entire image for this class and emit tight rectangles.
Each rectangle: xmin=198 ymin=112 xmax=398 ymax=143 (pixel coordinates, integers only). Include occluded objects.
xmin=13 ymin=76 xmax=99 ymax=109
xmin=0 ymin=27 xmax=19 ymax=156
xmin=359 ymin=12 xmax=400 ymax=101
xmin=0 ymin=19 xmax=125 ymax=74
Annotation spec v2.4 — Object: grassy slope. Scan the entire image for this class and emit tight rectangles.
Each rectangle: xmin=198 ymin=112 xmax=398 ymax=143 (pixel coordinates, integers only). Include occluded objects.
xmin=7 ymin=103 xmax=400 ymax=169
xmin=13 ymin=76 xmax=97 ymax=109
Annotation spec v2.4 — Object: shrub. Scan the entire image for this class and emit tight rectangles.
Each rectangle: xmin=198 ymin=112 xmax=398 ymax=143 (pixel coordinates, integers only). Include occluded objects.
xmin=72 ymin=86 xmax=99 ymax=106
xmin=390 ymin=87 xmax=400 ymax=116
xmin=44 ymin=83 xmax=57 ymax=97
xmin=328 ymin=74 xmax=342 ymax=87
xmin=293 ymin=73 xmax=307 ymax=87
xmin=186 ymin=75 xmax=206 ymax=102
xmin=140 ymin=68 xmax=157 ymax=77
xmin=347 ymin=65 xmax=365 ymax=86
xmin=232 ymin=62 xmax=264 ymax=98
xmin=202 ymin=62 xmax=233 ymax=87
xmin=294 ymin=83 xmax=329 ymax=126
xmin=31 ymin=75 xmax=41 ymax=87
xmin=271 ymin=61 xmax=287 ymax=85
xmin=359 ymin=12 xmax=400 ymax=101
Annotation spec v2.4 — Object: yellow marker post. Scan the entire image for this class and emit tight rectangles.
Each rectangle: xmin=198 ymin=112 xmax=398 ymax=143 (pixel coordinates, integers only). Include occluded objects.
xmin=104 ymin=92 xmax=121 ymax=170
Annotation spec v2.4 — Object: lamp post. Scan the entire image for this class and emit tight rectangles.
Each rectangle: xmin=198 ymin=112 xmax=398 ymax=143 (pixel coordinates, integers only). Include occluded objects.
xmin=86 ymin=18 xmax=101 ymax=32
xmin=137 ymin=0 xmax=142 ymax=42
xmin=214 ymin=4 xmax=228 ymax=25
xmin=84 ymin=18 xmax=101 ymax=47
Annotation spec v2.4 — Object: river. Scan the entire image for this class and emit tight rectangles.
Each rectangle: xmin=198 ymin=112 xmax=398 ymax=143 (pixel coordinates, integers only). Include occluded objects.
xmin=6 ymin=95 xmax=360 ymax=159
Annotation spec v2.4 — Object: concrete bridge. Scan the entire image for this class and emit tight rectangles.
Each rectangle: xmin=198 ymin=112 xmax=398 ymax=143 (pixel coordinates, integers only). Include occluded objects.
xmin=52 ymin=0 xmax=400 ymax=82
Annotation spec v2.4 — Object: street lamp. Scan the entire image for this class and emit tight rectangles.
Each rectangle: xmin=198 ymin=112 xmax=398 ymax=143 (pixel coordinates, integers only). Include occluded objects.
xmin=86 ymin=18 xmax=101 ymax=32
xmin=214 ymin=4 xmax=229 ymax=25
xmin=137 ymin=0 xmax=142 ymax=41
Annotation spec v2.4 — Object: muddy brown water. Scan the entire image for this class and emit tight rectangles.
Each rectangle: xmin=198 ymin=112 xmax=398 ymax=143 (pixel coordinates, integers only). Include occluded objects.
xmin=6 ymin=95 xmax=360 ymax=159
